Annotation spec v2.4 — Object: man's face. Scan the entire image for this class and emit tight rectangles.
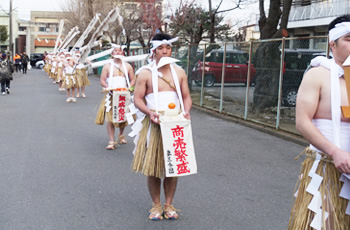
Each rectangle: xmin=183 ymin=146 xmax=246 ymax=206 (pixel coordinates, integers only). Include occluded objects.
xmin=331 ymin=32 xmax=350 ymax=64
xmin=112 ymin=47 xmax=124 ymax=56
xmin=154 ymin=44 xmax=172 ymax=62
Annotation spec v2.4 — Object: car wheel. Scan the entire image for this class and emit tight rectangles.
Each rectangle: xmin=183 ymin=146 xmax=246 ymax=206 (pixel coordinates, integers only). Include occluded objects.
xmin=204 ymin=75 xmax=215 ymax=87
xmin=194 ymin=80 xmax=202 ymax=86
xmin=284 ymin=88 xmax=297 ymax=106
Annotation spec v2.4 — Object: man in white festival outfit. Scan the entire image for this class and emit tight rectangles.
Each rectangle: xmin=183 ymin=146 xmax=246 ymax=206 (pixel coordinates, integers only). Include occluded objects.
xmin=131 ymin=33 xmax=192 ymax=220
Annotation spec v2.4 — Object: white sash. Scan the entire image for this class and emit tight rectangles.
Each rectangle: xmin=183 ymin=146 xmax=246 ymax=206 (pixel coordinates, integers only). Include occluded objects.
xmin=150 ymin=60 xmax=184 ymax=114
xmin=108 ymin=60 xmax=130 ymax=88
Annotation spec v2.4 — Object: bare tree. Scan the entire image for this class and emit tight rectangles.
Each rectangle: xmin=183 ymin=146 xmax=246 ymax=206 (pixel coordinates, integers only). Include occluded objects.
xmin=252 ymin=0 xmax=292 ymax=111
xmin=61 ymin=0 xmax=163 ymax=54
xmin=207 ymin=0 xmax=248 ymax=43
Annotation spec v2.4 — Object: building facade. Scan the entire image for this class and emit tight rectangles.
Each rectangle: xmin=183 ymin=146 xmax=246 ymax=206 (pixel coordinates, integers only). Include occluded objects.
xmin=16 ymin=11 xmax=66 ymax=55
xmin=0 ymin=11 xmax=19 ymax=53
xmin=287 ymin=0 xmax=350 ymax=49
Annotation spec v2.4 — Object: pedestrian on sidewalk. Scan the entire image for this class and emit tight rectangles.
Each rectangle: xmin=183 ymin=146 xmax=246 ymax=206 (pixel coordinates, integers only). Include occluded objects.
xmin=0 ymin=53 xmax=14 ymax=95
xmin=95 ymin=44 xmax=135 ymax=150
xmin=13 ymin=53 xmax=21 ymax=72
xmin=21 ymin=52 xmax=30 ymax=74
xmin=131 ymin=33 xmax=192 ymax=220
xmin=288 ymin=15 xmax=350 ymax=229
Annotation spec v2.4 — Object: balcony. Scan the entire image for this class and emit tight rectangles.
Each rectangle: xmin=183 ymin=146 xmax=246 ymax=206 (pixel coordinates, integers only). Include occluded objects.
xmin=289 ymin=0 xmax=350 ymax=22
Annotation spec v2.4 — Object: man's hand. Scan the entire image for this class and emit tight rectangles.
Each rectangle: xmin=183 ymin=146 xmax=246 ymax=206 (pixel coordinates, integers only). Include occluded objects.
xmin=183 ymin=112 xmax=191 ymax=120
xmin=150 ymin=111 xmax=160 ymax=124
xmin=332 ymin=149 xmax=350 ymax=174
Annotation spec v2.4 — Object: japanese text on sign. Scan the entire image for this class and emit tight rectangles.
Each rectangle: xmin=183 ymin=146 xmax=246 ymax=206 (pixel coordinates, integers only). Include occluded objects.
xmin=171 ymin=125 xmax=190 ymax=174
xmin=118 ymin=95 xmax=126 ymax=122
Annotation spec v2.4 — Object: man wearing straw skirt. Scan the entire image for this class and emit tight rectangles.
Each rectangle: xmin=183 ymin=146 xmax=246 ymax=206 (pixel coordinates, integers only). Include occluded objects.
xmin=95 ymin=45 xmax=135 ymax=150
xmin=131 ymin=33 xmax=192 ymax=220
xmin=62 ymin=53 xmax=77 ymax=103
xmin=57 ymin=52 xmax=65 ymax=92
xmin=74 ymin=49 xmax=90 ymax=98
xmin=289 ymin=15 xmax=350 ymax=230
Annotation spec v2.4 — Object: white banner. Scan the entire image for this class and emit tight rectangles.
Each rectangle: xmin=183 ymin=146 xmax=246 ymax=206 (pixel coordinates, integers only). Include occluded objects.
xmin=160 ymin=116 xmax=197 ymax=177
xmin=112 ymin=90 xmax=131 ymax=123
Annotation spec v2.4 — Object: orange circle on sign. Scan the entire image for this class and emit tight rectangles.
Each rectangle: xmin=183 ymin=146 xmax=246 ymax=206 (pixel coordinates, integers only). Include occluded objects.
xmin=168 ymin=103 xmax=176 ymax=109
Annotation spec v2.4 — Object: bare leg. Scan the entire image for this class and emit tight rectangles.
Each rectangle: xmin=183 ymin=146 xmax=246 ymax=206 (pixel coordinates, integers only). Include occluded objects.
xmin=118 ymin=123 xmax=127 ymax=144
xmin=147 ymin=176 xmax=163 ymax=220
xmin=82 ymin=86 xmax=86 ymax=97
xmin=76 ymin=87 xmax=80 ymax=97
xmin=164 ymin=177 xmax=177 ymax=205
xmin=66 ymin=88 xmax=70 ymax=98
xmin=164 ymin=177 xmax=179 ymax=219
xmin=119 ymin=125 xmax=125 ymax=136
xmin=147 ymin=176 xmax=161 ymax=204
xmin=71 ymin=88 xmax=76 ymax=98
xmin=107 ymin=122 xmax=115 ymax=143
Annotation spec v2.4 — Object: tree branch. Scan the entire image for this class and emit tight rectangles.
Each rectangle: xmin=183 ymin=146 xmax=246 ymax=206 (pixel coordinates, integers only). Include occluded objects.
xmin=216 ymin=0 xmax=242 ymax=14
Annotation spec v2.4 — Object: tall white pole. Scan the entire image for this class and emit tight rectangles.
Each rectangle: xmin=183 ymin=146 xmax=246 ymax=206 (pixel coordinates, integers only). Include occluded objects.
xmin=9 ymin=0 xmax=13 ymax=60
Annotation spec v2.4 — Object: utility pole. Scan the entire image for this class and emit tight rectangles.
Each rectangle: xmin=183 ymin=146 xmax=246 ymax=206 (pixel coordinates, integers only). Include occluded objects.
xmin=9 ymin=0 xmax=13 ymax=60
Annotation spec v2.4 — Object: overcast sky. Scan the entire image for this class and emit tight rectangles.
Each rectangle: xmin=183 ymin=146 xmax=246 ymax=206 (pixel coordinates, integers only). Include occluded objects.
xmin=0 ymin=0 xmax=258 ymax=27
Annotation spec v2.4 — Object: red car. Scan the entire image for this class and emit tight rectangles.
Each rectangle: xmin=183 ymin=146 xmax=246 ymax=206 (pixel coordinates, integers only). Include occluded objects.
xmin=192 ymin=49 xmax=256 ymax=87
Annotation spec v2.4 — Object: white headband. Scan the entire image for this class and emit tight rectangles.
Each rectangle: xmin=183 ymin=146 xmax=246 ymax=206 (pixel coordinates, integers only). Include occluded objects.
xmin=329 ymin=22 xmax=350 ymax=42
xmin=150 ymin=37 xmax=178 ymax=53
xmin=111 ymin=43 xmax=126 ymax=50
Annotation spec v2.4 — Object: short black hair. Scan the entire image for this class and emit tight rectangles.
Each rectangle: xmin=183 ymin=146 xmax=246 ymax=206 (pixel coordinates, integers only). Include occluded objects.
xmin=151 ymin=33 xmax=172 ymax=41
xmin=328 ymin=15 xmax=350 ymax=32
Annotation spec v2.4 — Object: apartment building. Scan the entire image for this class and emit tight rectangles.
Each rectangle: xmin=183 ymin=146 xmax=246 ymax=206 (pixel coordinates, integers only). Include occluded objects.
xmin=17 ymin=11 xmax=66 ymax=55
xmin=287 ymin=0 xmax=350 ymax=49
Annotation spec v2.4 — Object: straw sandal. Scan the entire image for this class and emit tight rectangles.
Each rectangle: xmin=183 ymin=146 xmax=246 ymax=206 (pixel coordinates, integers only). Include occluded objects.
xmin=163 ymin=204 xmax=179 ymax=220
xmin=118 ymin=134 xmax=127 ymax=144
xmin=106 ymin=141 xmax=117 ymax=150
xmin=149 ymin=203 xmax=163 ymax=220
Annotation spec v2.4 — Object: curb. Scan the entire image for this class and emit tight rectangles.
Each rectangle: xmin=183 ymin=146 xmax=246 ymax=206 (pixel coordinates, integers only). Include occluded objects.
xmin=192 ymin=104 xmax=308 ymax=147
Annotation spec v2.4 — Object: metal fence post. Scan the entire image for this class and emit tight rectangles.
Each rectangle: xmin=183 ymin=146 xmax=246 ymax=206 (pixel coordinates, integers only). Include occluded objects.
xmin=187 ymin=44 xmax=191 ymax=90
xmin=244 ymin=40 xmax=253 ymax=120
xmin=200 ymin=44 xmax=206 ymax=107
xmin=326 ymin=36 xmax=330 ymax=58
xmin=186 ymin=44 xmax=191 ymax=75
xmin=276 ymin=38 xmax=286 ymax=130
xmin=219 ymin=43 xmax=227 ymax=113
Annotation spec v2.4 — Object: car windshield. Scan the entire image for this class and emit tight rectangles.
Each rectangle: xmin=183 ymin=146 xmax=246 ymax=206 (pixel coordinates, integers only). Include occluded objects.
xmin=284 ymin=52 xmax=315 ymax=70
xmin=205 ymin=52 xmax=223 ymax=62
xmin=205 ymin=51 xmax=248 ymax=64
xmin=226 ymin=53 xmax=248 ymax=64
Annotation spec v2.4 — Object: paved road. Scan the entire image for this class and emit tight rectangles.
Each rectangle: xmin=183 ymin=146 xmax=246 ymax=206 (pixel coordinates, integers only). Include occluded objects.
xmin=0 ymin=69 xmax=304 ymax=230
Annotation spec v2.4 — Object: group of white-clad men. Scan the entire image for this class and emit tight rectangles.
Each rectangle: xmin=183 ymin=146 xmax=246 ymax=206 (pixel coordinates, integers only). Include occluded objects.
xmin=42 ymin=33 xmax=192 ymax=221
xmin=43 ymin=49 xmax=90 ymax=102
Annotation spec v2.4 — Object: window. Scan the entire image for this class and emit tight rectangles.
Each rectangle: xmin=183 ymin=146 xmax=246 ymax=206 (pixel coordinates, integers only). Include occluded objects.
xmin=205 ymin=52 xmax=223 ymax=62
xmin=39 ymin=27 xmax=45 ymax=32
